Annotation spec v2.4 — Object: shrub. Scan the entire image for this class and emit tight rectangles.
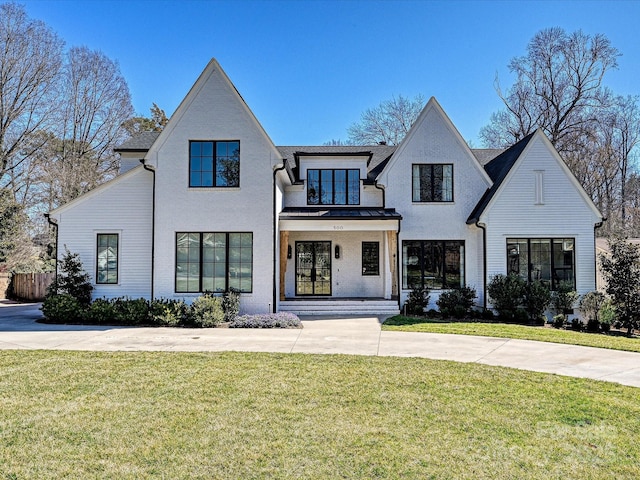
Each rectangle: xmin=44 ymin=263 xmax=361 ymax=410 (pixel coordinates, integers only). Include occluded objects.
xmin=404 ymin=286 xmax=430 ymax=316
xmin=586 ymin=318 xmax=600 ymax=333
xmin=191 ymin=293 xmax=225 ymax=327
xmin=222 ymin=289 xmax=240 ymax=323
xmin=552 ymin=314 xmax=566 ymax=329
xmin=570 ymin=318 xmax=583 ymax=331
xmin=84 ymin=298 xmax=117 ymax=325
xmin=149 ymin=298 xmax=190 ymax=327
xmin=436 ymin=286 xmax=477 ymax=319
xmin=230 ymin=312 xmax=301 ymax=328
xmin=41 ymin=293 xmax=83 ymax=323
xmin=550 ymin=281 xmax=578 ymax=315
xmin=112 ymin=298 xmax=150 ymax=325
xmin=49 ymin=247 xmax=93 ymax=306
xmin=599 ymin=299 xmax=616 ymax=333
xmin=487 ymin=274 xmax=526 ymax=322
xmin=578 ymin=291 xmax=606 ymax=324
xmin=523 ymin=280 xmax=551 ymax=324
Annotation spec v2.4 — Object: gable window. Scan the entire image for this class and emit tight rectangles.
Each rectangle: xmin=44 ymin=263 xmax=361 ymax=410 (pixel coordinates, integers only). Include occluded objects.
xmin=362 ymin=242 xmax=379 ymax=276
xmin=403 ymin=240 xmax=464 ymax=289
xmin=96 ymin=234 xmax=118 ymax=284
xmin=507 ymin=238 xmax=574 ymax=289
xmin=307 ymin=169 xmax=360 ymax=205
xmin=176 ymin=232 xmax=252 ymax=293
xmin=412 ymin=164 xmax=453 ymax=202
xmin=189 ymin=140 xmax=240 ymax=187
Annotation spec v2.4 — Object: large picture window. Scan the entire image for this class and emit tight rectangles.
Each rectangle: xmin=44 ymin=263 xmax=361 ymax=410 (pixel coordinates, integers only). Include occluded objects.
xmin=189 ymin=140 xmax=240 ymax=187
xmin=507 ymin=238 xmax=575 ymax=289
xmin=307 ymin=169 xmax=360 ymax=205
xmin=412 ymin=164 xmax=453 ymax=202
xmin=176 ymin=232 xmax=252 ymax=293
xmin=403 ymin=240 xmax=464 ymax=289
xmin=96 ymin=234 xmax=118 ymax=284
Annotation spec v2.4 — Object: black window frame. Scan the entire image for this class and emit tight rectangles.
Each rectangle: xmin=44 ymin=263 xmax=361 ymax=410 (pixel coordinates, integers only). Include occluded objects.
xmin=506 ymin=237 xmax=575 ymax=290
xmin=189 ymin=140 xmax=240 ymax=188
xmin=402 ymin=240 xmax=465 ymax=289
xmin=412 ymin=163 xmax=454 ymax=202
xmin=307 ymin=168 xmax=360 ymax=205
xmin=96 ymin=233 xmax=119 ymax=285
xmin=362 ymin=241 xmax=380 ymax=276
xmin=175 ymin=232 xmax=253 ymax=293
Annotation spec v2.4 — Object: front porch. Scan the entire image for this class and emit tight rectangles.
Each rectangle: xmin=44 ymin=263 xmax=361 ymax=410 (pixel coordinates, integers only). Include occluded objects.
xmin=277 ymin=208 xmax=402 ymax=315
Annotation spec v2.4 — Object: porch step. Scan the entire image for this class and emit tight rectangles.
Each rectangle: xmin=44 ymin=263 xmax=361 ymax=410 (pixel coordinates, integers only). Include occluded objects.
xmin=279 ymin=299 xmax=400 ymax=316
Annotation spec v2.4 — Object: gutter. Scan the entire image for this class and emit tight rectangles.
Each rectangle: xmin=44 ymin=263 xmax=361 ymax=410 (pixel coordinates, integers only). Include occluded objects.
xmin=44 ymin=213 xmax=59 ymax=287
xmin=140 ymin=159 xmax=156 ymax=299
xmin=272 ymin=162 xmax=287 ymax=313
xmin=475 ymin=220 xmax=487 ymax=310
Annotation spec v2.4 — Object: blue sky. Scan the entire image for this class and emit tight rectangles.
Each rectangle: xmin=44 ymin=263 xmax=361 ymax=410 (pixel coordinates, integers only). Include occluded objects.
xmin=20 ymin=0 xmax=640 ymax=146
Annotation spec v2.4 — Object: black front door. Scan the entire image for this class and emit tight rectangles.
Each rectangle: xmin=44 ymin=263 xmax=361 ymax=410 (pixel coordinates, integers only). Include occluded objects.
xmin=296 ymin=241 xmax=331 ymax=295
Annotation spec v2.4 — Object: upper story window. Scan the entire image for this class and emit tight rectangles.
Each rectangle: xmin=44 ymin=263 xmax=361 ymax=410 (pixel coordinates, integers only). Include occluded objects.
xmin=189 ymin=140 xmax=240 ymax=187
xmin=412 ymin=164 xmax=453 ymax=202
xmin=307 ymin=169 xmax=360 ymax=205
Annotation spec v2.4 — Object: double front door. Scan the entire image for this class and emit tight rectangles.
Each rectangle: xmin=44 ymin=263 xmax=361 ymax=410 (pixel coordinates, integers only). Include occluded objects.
xmin=296 ymin=241 xmax=331 ymax=295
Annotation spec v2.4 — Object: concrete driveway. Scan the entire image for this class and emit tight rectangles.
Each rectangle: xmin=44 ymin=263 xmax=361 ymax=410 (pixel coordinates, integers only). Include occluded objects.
xmin=1 ymin=300 xmax=639 ymax=388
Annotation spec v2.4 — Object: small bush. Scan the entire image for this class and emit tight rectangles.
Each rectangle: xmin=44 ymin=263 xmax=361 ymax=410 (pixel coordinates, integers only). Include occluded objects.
xmin=488 ymin=274 xmax=526 ymax=322
xmin=551 ymin=281 xmax=578 ymax=315
xmin=230 ymin=312 xmax=301 ymax=328
xmin=586 ymin=318 xmax=600 ymax=333
xmin=149 ymin=298 xmax=192 ymax=327
xmin=552 ymin=314 xmax=566 ymax=329
xmin=222 ymin=289 xmax=240 ymax=323
xmin=570 ymin=318 xmax=583 ymax=331
xmin=191 ymin=293 xmax=225 ymax=327
xmin=41 ymin=294 xmax=83 ymax=323
xmin=404 ymin=286 xmax=430 ymax=316
xmin=578 ymin=291 xmax=606 ymax=324
xmin=112 ymin=298 xmax=150 ymax=325
xmin=437 ymin=286 xmax=477 ymax=318
xmin=523 ymin=281 xmax=551 ymax=324
xmin=599 ymin=300 xmax=616 ymax=333
xmin=84 ymin=298 xmax=117 ymax=324
xmin=50 ymin=247 xmax=93 ymax=306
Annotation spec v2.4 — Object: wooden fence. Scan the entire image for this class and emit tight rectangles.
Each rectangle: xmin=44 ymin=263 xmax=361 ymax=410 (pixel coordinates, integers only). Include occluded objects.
xmin=9 ymin=273 xmax=55 ymax=301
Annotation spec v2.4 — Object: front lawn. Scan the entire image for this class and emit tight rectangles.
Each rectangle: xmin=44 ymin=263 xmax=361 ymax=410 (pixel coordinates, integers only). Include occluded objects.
xmin=1 ymin=350 xmax=639 ymax=479
xmin=383 ymin=315 xmax=640 ymax=353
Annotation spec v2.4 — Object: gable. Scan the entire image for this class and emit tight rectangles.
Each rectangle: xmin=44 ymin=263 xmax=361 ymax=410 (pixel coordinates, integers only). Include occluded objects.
xmin=475 ymin=131 xmax=603 ymax=227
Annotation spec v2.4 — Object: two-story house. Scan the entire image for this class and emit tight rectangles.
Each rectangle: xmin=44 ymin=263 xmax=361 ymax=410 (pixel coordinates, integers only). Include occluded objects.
xmin=48 ymin=59 xmax=603 ymax=316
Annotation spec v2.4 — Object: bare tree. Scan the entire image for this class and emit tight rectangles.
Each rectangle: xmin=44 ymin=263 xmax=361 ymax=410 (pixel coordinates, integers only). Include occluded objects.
xmin=348 ymin=94 xmax=425 ymax=145
xmin=481 ymin=28 xmax=620 ymax=153
xmin=0 ymin=3 xmax=63 ymax=183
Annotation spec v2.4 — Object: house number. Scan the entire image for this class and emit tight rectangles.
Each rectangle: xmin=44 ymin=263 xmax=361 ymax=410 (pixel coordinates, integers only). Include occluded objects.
xmin=333 ymin=225 xmax=344 ymax=230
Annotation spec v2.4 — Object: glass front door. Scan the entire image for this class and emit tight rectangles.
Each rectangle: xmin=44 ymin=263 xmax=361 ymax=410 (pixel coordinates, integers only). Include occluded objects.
xmin=296 ymin=241 xmax=331 ymax=295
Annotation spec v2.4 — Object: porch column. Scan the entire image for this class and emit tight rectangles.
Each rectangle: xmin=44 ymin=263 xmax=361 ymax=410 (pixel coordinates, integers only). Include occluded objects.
xmin=386 ymin=230 xmax=398 ymax=297
xmin=279 ymin=231 xmax=289 ymax=301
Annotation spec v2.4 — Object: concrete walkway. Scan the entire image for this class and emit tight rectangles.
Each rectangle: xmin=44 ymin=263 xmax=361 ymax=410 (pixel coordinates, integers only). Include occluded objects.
xmin=1 ymin=301 xmax=639 ymax=388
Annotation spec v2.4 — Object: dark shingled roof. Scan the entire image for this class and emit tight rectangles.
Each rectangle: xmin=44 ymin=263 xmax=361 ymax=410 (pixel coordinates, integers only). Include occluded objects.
xmin=471 ymin=148 xmax=506 ymax=165
xmin=467 ymin=132 xmax=535 ymax=224
xmin=277 ymin=145 xmax=397 ymax=183
xmin=280 ymin=207 xmax=402 ymax=220
xmin=115 ymin=132 xmax=161 ymax=152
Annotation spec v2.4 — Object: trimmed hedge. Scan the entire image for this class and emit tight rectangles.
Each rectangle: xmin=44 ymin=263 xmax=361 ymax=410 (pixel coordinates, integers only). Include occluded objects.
xmin=229 ymin=312 xmax=301 ymax=328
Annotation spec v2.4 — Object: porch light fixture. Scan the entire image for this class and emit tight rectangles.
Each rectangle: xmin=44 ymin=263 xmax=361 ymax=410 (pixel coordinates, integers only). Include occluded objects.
xmin=287 ymin=245 xmax=292 ymax=259
xmin=335 ymin=245 xmax=340 ymax=259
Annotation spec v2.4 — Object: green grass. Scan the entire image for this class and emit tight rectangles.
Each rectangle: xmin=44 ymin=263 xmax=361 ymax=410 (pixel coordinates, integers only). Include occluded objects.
xmin=383 ymin=315 xmax=640 ymax=353
xmin=1 ymin=351 xmax=639 ymax=479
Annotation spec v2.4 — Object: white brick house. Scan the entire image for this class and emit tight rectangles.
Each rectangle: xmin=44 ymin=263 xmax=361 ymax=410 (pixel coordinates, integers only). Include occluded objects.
xmin=48 ymin=59 xmax=604 ymax=316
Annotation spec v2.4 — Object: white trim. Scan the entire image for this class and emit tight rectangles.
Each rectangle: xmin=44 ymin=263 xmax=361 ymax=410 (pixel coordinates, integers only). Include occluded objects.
xmin=280 ymin=219 xmax=399 ymax=232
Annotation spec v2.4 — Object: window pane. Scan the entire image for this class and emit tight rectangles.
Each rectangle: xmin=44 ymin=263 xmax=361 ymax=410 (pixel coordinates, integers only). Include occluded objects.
xmin=423 ymin=241 xmax=444 ymax=289
xmin=348 ymin=169 xmax=360 ymax=205
xmin=442 ymin=165 xmax=453 ymax=201
xmin=320 ymin=170 xmax=333 ymax=204
xmin=403 ymin=241 xmax=423 ymax=289
xmin=444 ymin=241 xmax=463 ymax=288
xmin=530 ymin=239 xmax=551 ymax=286
xmin=97 ymin=234 xmax=118 ymax=284
xmin=334 ymin=169 xmax=346 ymax=205
xmin=307 ymin=169 xmax=319 ymax=205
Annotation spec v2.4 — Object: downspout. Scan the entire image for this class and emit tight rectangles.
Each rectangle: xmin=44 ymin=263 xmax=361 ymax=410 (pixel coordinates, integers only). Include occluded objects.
xmin=396 ymin=217 xmax=401 ymax=309
xmin=374 ymin=180 xmax=386 ymax=207
xmin=594 ymin=219 xmax=605 ymax=290
xmin=273 ymin=163 xmax=287 ymax=313
xmin=475 ymin=221 xmax=487 ymax=310
xmin=44 ymin=213 xmax=59 ymax=286
xmin=141 ymin=159 xmax=156 ymax=299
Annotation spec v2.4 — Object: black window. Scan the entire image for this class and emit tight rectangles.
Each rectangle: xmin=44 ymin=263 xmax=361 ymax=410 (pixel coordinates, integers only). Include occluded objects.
xmin=189 ymin=140 xmax=239 ymax=187
xmin=412 ymin=164 xmax=453 ymax=202
xmin=96 ymin=234 xmax=118 ymax=284
xmin=307 ymin=169 xmax=360 ymax=205
xmin=402 ymin=240 xmax=464 ymax=289
xmin=362 ymin=242 xmax=380 ymax=276
xmin=507 ymin=238 xmax=575 ymax=289
xmin=176 ymin=232 xmax=252 ymax=293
